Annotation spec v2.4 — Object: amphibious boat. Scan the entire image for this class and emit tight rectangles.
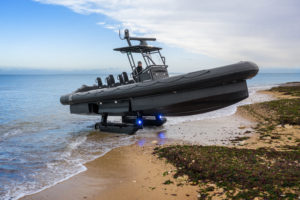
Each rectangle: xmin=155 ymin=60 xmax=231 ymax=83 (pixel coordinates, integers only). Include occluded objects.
xmin=60 ymin=29 xmax=259 ymax=134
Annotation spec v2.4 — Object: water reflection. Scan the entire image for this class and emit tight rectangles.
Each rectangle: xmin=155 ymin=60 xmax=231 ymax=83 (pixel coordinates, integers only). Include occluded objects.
xmin=157 ymin=132 xmax=166 ymax=145
xmin=137 ymin=131 xmax=167 ymax=147
xmin=138 ymin=139 xmax=146 ymax=146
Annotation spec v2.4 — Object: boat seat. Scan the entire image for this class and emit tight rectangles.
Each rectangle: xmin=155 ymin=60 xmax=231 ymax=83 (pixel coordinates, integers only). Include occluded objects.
xmin=122 ymin=72 xmax=129 ymax=83
xmin=118 ymin=74 xmax=125 ymax=84
xmin=106 ymin=74 xmax=116 ymax=87
xmin=96 ymin=77 xmax=103 ymax=87
xmin=122 ymin=72 xmax=135 ymax=84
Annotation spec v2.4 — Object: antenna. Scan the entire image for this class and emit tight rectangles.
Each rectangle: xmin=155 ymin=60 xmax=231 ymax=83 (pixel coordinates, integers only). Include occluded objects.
xmin=124 ymin=29 xmax=132 ymax=46
xmin=118 ymin=29 xmax=125 ymax=40
xmin=118 ymin=29 xmax=132 ymax=46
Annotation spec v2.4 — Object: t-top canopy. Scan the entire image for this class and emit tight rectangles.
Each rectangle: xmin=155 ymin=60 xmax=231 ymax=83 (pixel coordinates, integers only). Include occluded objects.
xmin=114 ymin=45 xmax=162 ymax=53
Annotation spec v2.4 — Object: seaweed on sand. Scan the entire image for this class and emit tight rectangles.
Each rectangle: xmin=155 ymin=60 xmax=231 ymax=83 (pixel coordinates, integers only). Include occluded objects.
xmin=154 ymin=145 xmax=300 ymax=199
xmin=240 ymin=98 xmax=300 ymax=126
xmin=269 ymin=85 xmax=300 ymax=97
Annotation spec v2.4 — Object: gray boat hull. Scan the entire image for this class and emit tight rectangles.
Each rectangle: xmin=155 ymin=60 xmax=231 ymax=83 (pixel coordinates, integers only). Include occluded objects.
xmin=60 ymin=61 xmax=258 ymax=116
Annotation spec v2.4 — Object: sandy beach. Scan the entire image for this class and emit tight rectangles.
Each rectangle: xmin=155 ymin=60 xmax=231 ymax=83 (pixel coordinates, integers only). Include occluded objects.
xmin=21 ymin=114 xmax=256 ymax=200
xmin=21 ymin=84 xmax=300 ymax=200
xmin=22 ymin=143 xmax=200 ymax=200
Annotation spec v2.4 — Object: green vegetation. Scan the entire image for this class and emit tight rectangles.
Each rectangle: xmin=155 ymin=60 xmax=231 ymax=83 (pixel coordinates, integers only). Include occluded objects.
xmin=239 ymin=85 xmax=300 ymax=147
xmin=269 ymin=85 xmax=300 ymax=97
xmin=241 ymin=98 xmax=300 ymax=126
xmin=162 ymin=171 xmax=169 ymax=176
xmin=163 ymin=179 xmax=174 ymax=185
xmin=241 ymin=84 xmax=300 ymax=127
xmin=238 ymin=98 xmax=299 ymax=148
xmin=262 ymin=99 xmax=300 ymax=125
xmin=154 ymin=145 xmax=300 ymax=199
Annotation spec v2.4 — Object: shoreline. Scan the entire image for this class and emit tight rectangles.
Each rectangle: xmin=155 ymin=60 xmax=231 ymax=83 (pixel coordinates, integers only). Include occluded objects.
xmin=21 ymin=83 xmax=300 ymax=200
xmin=21 ymin=142 xmax=200 ymax=200
xmin=21 ymin=111 xmax=257 ymax=200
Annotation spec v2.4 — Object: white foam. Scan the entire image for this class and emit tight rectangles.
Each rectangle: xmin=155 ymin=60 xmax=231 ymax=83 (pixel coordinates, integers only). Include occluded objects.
xmin=2 ymin=128 xmax=22 ymax=139
xmin=9 ymin=134 xmax=136 ymax=200
xmin=60 ymin=136 xmax=87 ymax=158
xmin=11 ymin=165 xmax=87 ymax=200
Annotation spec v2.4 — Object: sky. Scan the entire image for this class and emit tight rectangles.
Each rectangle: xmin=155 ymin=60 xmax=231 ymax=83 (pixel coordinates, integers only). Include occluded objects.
xmin=0 ymin=0 xmax=299 ymax=73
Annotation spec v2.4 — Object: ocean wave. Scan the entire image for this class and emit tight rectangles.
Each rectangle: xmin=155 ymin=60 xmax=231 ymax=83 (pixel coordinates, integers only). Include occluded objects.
xmin=1 ymin=130 xmax=135 ymax=200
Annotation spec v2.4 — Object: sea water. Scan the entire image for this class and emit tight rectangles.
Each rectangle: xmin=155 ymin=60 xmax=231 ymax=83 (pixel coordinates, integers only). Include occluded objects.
xmin=0 ymin=73 xmax=299 ymax=199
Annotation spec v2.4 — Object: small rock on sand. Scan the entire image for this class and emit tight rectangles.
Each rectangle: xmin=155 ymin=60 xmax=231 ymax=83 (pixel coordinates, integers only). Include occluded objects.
xmin=284 ymin=124 xmax=293 ymax=129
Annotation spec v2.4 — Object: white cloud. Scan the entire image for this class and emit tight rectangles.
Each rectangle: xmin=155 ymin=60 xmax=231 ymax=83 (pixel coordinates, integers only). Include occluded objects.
xmin=34 ymin=0 xmax=300 ymax=67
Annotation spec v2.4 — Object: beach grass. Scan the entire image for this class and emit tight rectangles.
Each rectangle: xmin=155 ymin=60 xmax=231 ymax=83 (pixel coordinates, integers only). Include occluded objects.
xmin=154 ymin=145 xmax=300 ymax=199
